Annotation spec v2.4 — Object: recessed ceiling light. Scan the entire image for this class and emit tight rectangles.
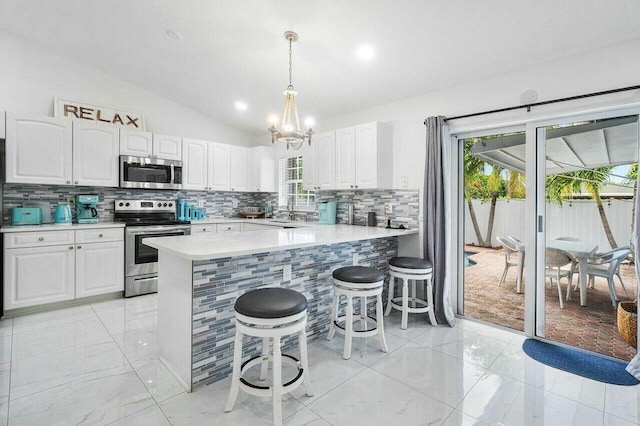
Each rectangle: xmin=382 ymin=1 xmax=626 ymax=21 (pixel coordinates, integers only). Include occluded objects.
xmin=234 ymin=101 xmax=248 ymax=111
xmin=355 ymin=44 xmax=375 ymax=61
xmin=166 ymin=30 xmax=183 ymax=41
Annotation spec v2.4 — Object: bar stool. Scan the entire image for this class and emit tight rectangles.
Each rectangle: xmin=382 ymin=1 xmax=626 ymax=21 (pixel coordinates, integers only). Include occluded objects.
xmin=326 ymin=266 xmax=389 ymax=360
xmin=225 ymin=287 xmax=314 ymax=426
xmin=385 ymin=257 xmax=436 ymax=329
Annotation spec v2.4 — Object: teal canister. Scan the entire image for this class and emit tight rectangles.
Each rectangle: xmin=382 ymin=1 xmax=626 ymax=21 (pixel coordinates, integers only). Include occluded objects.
xmin=318 ymin=201 xmax=337 ymax=224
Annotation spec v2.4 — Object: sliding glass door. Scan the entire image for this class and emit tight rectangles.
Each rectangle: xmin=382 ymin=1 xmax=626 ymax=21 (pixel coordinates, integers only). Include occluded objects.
xmin=533 ymin=109 xmax=640 ymax=360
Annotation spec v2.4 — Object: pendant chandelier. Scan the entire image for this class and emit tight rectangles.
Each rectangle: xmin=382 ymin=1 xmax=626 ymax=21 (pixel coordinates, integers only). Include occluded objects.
xmin=268 ymin=31 xmax=313 ymax=150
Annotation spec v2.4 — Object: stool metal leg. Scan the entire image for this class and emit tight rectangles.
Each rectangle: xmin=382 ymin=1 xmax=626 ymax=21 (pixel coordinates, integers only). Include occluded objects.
xmin=298 ymin=327 xmax=314 ymax=397
xmin=224 ymin=329 xmax=243 ymax=412
xmin=426 ymin=278 xmax=437 ymax=326
xmin=376 ymin=293 xmax=389 ymax=352
xmin=360 ymin=296 xmax=367 ymax=331
xmin=343 ymin=296 xmax=353 ymax=360
xmin=272 ymin=337 xmax=282 ymax=426
xmin=259 ymin=337 xmax=269 ymax=381
xmin=326 ymin=293 xmax=338 ymax=341
xmin=385 ymin=274 xmax=395 ymax=316
xmin=401 ymin=277 xmax=409 ymax=330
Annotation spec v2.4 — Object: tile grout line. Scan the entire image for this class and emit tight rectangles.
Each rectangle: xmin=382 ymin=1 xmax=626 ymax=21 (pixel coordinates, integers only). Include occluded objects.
xmin=90 ymin=302 xmax=173 ymax=425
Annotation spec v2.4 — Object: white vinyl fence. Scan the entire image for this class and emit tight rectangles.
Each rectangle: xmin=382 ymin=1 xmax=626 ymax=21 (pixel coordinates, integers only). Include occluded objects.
xmin=464 ymin=198 xmax=635 ymax=251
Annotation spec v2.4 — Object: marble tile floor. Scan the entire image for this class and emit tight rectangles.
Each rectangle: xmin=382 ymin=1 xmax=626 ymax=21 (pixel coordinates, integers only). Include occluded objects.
xmin=0 ymin=294 xmax=638 ymax=425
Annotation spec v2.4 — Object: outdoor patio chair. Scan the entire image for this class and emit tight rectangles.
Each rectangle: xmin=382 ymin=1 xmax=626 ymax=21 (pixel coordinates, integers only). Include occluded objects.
xmin=496 ymin=237 xmax=519 ymax=287
xmin=583 ymin=247 xmax=631 ymax=308
xmin=554 ymin=236 xmax=580 ymax=287
xmin=545 ymin=248 xmax=573 ymax=309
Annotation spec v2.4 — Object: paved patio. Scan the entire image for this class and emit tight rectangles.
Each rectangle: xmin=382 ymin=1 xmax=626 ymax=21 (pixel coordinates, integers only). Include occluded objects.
xmin=463 ymin=245 xmax=637 ymax=361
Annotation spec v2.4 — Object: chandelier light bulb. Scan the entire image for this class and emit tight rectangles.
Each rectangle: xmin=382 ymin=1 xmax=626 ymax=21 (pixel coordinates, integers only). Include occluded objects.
xmin=304 ymin=117 xmax=315 ymax=128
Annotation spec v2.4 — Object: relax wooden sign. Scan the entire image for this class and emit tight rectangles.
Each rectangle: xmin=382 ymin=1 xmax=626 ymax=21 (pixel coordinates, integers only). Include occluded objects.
xmin=54 ymin=98 xmax=146 ymax=130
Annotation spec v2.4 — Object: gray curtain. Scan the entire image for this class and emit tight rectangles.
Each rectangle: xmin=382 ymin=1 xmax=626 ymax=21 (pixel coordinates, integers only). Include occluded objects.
xmin=424 ymin=116 xmax=455 ymax=326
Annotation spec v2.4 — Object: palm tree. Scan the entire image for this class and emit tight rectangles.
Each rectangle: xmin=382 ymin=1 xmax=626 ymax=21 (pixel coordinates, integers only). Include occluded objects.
xmin=625 ymin=164 xmax=638 ymax=233
xmin=463 ymin=139 xmax=487 ymax=246
xmin=546 ymin=167 xmax=617 ymax=249
xmin=484 ymin=165 xmax=504 ymax=247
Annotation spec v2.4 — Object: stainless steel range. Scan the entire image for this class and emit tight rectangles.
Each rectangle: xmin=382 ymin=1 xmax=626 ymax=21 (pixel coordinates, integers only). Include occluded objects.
xmin=115 ymin=199 xmax=190 ymax=297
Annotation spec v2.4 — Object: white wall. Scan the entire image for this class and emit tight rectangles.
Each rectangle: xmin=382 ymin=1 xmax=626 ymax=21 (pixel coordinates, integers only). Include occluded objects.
xmin=464 ymin=199 xmax=634 ymax=252
xmin=0 ymin=30 xmax=253 ymax=146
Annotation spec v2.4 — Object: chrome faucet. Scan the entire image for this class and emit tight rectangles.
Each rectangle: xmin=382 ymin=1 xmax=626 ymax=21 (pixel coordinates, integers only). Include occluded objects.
xmin=287 ymin=197 xmax=296 ymax=220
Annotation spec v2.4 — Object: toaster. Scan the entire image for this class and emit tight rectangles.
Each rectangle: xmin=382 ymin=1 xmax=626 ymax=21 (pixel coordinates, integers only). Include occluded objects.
xmin=11 ymin=207 xmax=43 ymax=226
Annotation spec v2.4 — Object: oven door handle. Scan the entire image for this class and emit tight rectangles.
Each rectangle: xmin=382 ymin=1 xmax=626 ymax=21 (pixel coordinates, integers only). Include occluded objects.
xmin=170 ymin=163 xmax=175 ymax=186
xmin=128 ymin=227 xmax=190 ymax=234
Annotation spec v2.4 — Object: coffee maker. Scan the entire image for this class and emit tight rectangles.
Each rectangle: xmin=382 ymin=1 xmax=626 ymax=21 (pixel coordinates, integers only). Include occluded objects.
xmin=76 ymin=195 xmax=100 ymax=224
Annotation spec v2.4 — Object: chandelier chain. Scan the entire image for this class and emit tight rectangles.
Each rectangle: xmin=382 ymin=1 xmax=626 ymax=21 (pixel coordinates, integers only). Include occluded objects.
xmin=288 ymin=36 xmax=293 ymax=89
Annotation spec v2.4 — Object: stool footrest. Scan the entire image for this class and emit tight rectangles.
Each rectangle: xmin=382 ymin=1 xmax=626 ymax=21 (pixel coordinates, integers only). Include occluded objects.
xmin=389 ymin=296 xmax=431 ymax=314
xmin=333 ymin=316 xmax=379 ymax=338
xmin=238 ymin=353 xmax=304 ymax=397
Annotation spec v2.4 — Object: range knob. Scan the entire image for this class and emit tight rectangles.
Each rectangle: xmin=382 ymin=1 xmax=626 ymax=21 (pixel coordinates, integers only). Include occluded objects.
xmin=118 ymin=202 xmax=124 ymax=207
xmin=157 ymin=202 xmax=162 ymax=207
xmin=125 ymin=202 xmax=130 ymax=207
xmin=163 ymin=203 xmax=168 ymax=207
xmin=168 ymin=203 xmax=173 ymax=207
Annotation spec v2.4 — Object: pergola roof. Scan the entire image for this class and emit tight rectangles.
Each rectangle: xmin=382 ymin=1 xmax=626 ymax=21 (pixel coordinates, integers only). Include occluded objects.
xmin=469 ymin=116 xmax=638 ymax=174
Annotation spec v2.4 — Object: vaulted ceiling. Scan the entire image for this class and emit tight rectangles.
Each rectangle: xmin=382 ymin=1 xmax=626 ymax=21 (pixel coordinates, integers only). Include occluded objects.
xmin=1 ymin=0 xmax=640 ymax=135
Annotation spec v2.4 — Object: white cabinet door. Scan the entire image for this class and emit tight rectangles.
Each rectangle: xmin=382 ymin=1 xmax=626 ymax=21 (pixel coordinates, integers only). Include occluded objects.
xmin=334 ymin=127 xmax=356 ymax=189
xmin=120 ymin=128 xmax=153 ymax=157
xmin=303 ymin=137 xmax=319 ymax=190
xmin=72 ymin=122 xmax=120 ymax=187
xmin=75 ymin=241 xmax=124 ymax=298
xmin=190 ymin=224 xmax=216 ymax=234
xmin=251 ymin=146 xmax=276 ymax=192
xmin=316 ymin=131 xmax=336 ymax=190
xmin=6 ymin=113 xmax=73 ymax=185
xmin=355 ymin=122 xmax=378 ymax=189
xmin=229 ymin=146 xmax=249 ymax=192
xmin=182 ymin=138 xmax=208 ymax=190
xmin=0 ymin=110 xmax=5 ymax=139
xmin=4 ymin=245 xmax=75 ymax=310
xmin=217 ymin=223 xmax=241 ymax=232
xmin=208 ymin=142 xmax=231 ymax=191
xmin=153 ymin=134 xmax=182 ymax=160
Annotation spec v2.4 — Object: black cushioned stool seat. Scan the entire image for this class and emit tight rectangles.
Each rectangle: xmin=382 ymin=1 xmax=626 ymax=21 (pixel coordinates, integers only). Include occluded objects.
xmin=389 ymin=257 xmax=433 ymax=270
xmin=235 ymin=288 xmax=308 ymax=319
xmin=333 ymin=266 xmax=384 ymax=283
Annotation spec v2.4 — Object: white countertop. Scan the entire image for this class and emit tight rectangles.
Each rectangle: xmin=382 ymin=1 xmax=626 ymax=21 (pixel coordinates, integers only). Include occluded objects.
xmin=0 ymin=222 xmax=126 ymax=233
xmin=144 ymin=224 xmax=418 ymax=261
xmin=189 ymin=217 xmax=310 ymax=228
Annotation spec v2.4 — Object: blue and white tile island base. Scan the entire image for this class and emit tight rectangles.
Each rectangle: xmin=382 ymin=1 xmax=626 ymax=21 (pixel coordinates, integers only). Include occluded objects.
xmin=147 ymin=226 xmax=415 ymax=391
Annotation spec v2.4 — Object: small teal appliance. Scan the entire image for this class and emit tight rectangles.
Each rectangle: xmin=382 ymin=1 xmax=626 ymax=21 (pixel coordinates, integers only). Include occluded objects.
xmin=76 ymin=195 xmax=100 ymax=224
xmin=177 ymin=198 xmax=187 ymax=222
xmin=11 ymin=207 xmax=42 ymax=226
xmin=54 ymin=204 xmax=72 ymax=224
xmin=318 ymin=201 xmax=337 ymax=224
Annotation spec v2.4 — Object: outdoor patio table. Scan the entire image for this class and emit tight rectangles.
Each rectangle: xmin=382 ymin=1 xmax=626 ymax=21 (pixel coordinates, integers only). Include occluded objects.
xmin=546 ymin=239 xmax=598 ymax=307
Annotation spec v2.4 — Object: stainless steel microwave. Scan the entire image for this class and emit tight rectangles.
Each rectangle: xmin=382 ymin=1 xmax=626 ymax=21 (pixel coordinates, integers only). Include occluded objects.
xmin=119 ymin=155 xmax=183 ymax=189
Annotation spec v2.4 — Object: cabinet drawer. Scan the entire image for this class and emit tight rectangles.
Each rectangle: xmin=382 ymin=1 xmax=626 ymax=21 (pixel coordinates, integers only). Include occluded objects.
xmin=75 ymin=228 xmax=124 ymax=244
xmin=217 ymin=223 xmax=241 ymax=232
xmin=4 ymin=230 xmax=75 ymax=249
xmin=191 ymin=225 xmax=216 ymax=234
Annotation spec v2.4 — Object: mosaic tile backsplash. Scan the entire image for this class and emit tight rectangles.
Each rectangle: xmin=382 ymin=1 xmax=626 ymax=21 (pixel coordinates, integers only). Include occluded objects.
xmin=256 ymin=189 xmax=420 ymax=229
xmin=4 ymin=185 xmax=419 ymax=229
xmin=191 ymin=236 xmax=398 ymax=389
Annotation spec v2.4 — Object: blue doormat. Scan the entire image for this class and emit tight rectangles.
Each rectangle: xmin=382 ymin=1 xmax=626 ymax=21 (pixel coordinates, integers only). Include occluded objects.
xmin=522 ymin=339 xmax=639 ymax=386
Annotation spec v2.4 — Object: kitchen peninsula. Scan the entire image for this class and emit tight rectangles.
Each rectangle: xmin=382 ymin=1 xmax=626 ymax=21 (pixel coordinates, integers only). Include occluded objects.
xmin=144 ymin=224 xmax=418 ymax=391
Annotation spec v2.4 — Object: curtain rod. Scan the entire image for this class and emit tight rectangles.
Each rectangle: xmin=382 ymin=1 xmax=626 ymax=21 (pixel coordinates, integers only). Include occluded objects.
xmin=424 ymin=84 xmax=640 ymax=124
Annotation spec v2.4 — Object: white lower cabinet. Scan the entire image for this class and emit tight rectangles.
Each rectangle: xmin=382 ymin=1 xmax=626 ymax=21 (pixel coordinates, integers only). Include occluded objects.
xmin=3 ymin=227 xmax=124 ymax=310
xmin=4 ymin=245 xmax=75 ymax=310
xmin=75 ymin=241 xmax=124 ymax=298
xmin=190 ymin=224 xmax=216 ymax=234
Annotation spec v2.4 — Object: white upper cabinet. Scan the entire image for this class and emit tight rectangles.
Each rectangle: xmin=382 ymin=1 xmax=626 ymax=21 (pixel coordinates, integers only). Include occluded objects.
xmin=120 ymin=128 xmax=153 ymax=157
xmin=152 ymin=134 xmax=182 ymax=160
xmin=6 ymin=113 xmax=73 ymax=185
xmin=182 ymin=138 xmax=208 ymax=190
xmin=316 ymin=131 xmax=336 ymax=190
xmin=335 ymin=127 xmax=357 ymax=189
xmin=355 ymin=122 xmax=378 ymax=189
xmin=208 ymin=142 xmax=231 ymax=191
xmin=72 ymin=121 xmax=120 ymax=187
xmin=230 ymin=146 xmax=249 ymax=192
xmin=302 ymin=137 xmax=319 ymax=191
xmin=250 ymin=146 xmax=276 ymax=192
xmin=0 ymin=110 xmax=5 ymax=139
